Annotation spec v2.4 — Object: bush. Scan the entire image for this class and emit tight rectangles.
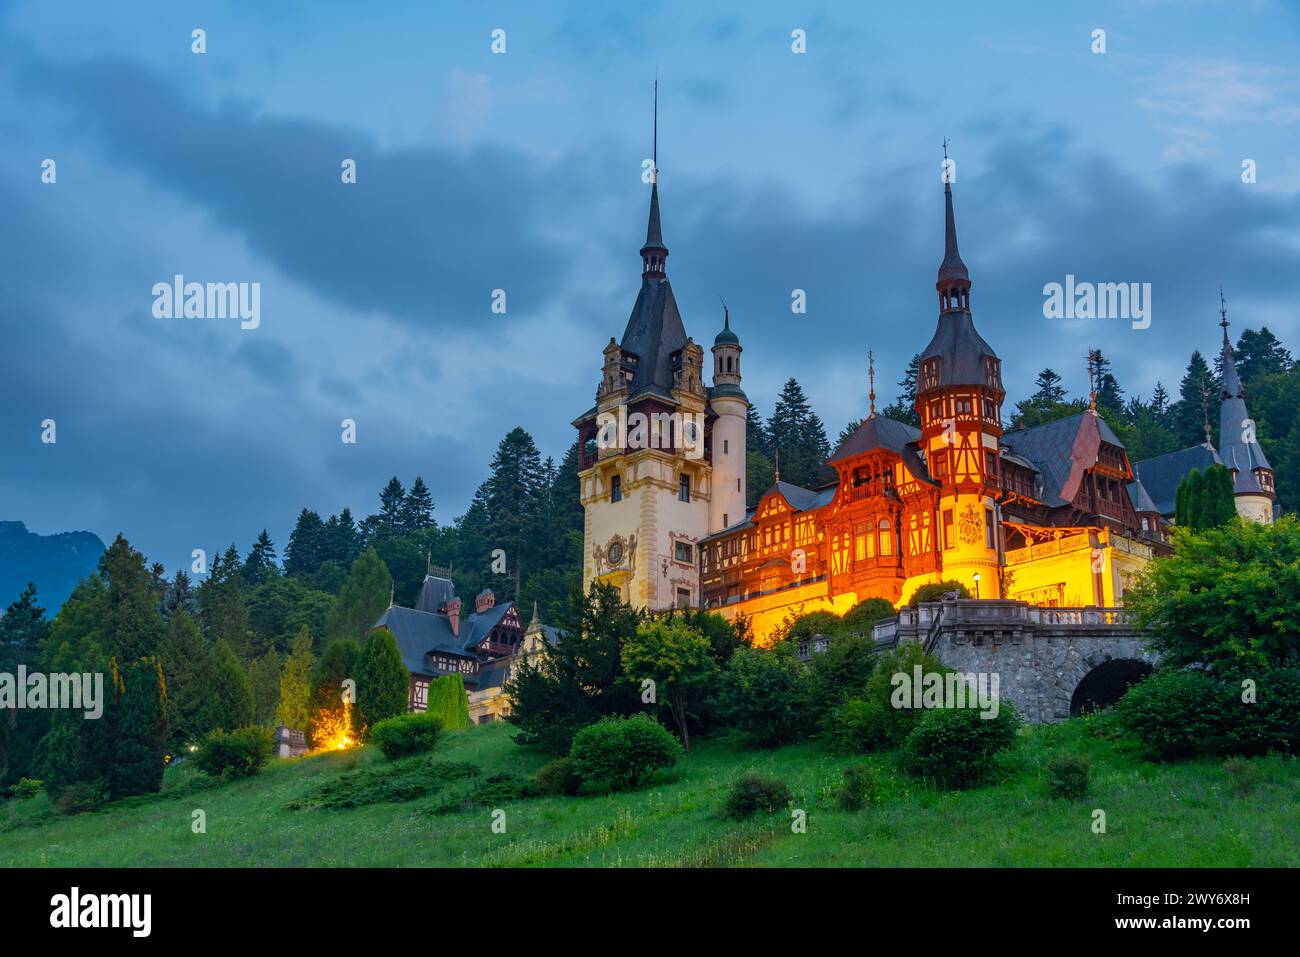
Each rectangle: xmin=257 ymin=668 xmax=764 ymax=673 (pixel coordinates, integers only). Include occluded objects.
xmin=431 ymin=772 xmax=538 ymax=815
xmin=56 ymin=778 xmax=107 ymax=815
xmin=1046 ymin=756 xmax=1090 ymax=799
xmin=292 ymin=759 xmax=478 ymax=811
xmin=12 ymin=778 xmax=45 ymax=800
xmin=901 ymin=702 xmax=1020 ymax=789
xmin=534 ymin=757 xmax=582 ymax=797
xmin=1115 ymin=669 xmax=1226 ymax=761
xmin=370 ymin=712 xmax=442 ymax=760
xmin=569 ymin=714 xmax=683 ymax=793
xmin=840 ymin=597 xmax=896 ymax=634
xmin=721 ymin=773 xmax=792 ymax=820
xmin=907 ymin=580 xmax=971 ymax=607
xmin=784 ymin=610 xmax=844 ymax=642
xmin=714 ymin=645 xmax=809 ymax=748
xmin=835 ymin=765 xmax=875 ymax=811
xmin=829 ymin=642 xmax=951 ymax=753
xmin=194 ymin=726 xmax=275 ymax=778
xmin=1218 ymin=668 xmax=1300 ymax=757
xmin=1222 ymin=758 xmax=1263 ymax=797
xmin=807 ymin=631 xmax=878 ymax=720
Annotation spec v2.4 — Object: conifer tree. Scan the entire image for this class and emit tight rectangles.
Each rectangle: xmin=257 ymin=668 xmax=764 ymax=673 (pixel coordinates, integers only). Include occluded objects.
xmin=109 ymin=657 xmax=168 ymax=798
xmin=97 ymin=535 xmax=166 ymax=663
xmin=1233 ymin=327 xmax=1293 ymax=382
xmin=482 ymin=428 xmax=548 ymax=599
xmin=275 ymin=627 xmax=315 ymax=731
xmin=309 ymin=639 xmax=360 ymax=746
xmin=767 ymin=378 xmax=833 ymax=488
xmin=356 ymin=628 xmax=409 ymax=730
xmin=285 ymin=508 xmax=327 ymax=577
xmin=159 ymin=570 xmax=197 ymax=623
xmin=199 ymin=545 xmax=251 ymax=659
xmin=157 ymin=610 xmax=206 ymax=751
xmin=379 ymin=477 xmax=407 ymax=532
xmin=1172 ymin=351 xmax=1215 ymax=447
xmin=246 ymin=649 xmax=283 ymax=725
xmin=195 ymin=640 xmax=254 ymax=734
xmin=326 ymin=547 xmax=393 ymax=646
xmin=402 ymin=477 xmax=435 ymax=533
xmin=241 ymin=530 xmax=279 ymax=586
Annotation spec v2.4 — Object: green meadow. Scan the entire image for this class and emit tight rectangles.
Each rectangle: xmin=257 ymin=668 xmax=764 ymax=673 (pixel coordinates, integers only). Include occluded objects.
xmin=3 ymin=718 xmax=1296 ymax=867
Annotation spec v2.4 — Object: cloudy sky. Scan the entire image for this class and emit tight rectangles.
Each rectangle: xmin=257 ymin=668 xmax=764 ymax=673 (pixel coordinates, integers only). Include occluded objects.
xmin=2 ymin=0 xmax=1298 ymax=576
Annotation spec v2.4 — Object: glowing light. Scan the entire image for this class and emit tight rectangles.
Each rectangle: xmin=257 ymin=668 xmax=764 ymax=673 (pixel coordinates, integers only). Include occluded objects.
xmin=310 ymin=700 xmax=356 ymax=753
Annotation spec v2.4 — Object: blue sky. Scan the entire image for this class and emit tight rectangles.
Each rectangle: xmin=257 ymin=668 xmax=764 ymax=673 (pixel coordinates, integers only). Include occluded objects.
xmin=2 ymin=0 xmax=1298 ymax=577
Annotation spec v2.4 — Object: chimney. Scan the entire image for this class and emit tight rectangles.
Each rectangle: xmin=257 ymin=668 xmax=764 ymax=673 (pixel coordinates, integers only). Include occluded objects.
xmin=476 ymin=589 xmax=495 ymax=614
xmin=445 ymin=597 xmax=462 ymax=637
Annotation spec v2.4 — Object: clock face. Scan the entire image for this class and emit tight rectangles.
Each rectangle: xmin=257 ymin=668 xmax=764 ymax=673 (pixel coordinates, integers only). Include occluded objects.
xmin=607 ymin=542 xmax=623 ymax=565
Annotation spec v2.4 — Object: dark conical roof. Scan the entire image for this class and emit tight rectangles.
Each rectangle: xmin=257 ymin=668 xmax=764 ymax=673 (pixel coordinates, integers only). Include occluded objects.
xmin=937 ymin=181 xmax=969 ymax=284
xmin=1215 ymin=298 xmax=1271 ymax=491
xmin=641 ymin=182 xmax=666 ymax=254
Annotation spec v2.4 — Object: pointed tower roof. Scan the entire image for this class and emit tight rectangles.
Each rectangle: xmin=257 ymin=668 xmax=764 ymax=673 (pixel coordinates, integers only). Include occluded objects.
xmin=937 ymin=162 xmax=969 ymax=283
xmin=714 ymin=302 xmax=739 ymax=345
xmin=1215 ymin=289 xmax=1272 ymax=493
xmin=618 ymin=82 xmax=687 ymax=399
xmin=919 ymin=154 xmax=1000 ymax=394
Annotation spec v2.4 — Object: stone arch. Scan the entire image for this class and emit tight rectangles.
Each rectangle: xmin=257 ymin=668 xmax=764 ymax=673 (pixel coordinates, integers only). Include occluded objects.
xmin=1048 ymin=640 xmax=1159 ymax=721
xmin=1069 ymin=658 xmax=1154 ymax=716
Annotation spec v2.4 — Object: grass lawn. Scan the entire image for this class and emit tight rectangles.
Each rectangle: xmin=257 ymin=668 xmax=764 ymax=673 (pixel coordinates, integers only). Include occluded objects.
xmin=2 ymin=717 xmax=1296 ymax=867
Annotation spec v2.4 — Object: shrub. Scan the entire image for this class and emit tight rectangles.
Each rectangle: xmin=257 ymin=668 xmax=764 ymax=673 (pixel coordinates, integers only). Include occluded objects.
xmin=840 ymin=597 xmax=897 ymax=634
xmin=714 ymin=645 xmax=809 ymax=748
xmin=426 ymin=673 xmax=470 ymax=731
xmin=907 ymin=580 xmax=971 ymax=607
xmin=431 ymin=772 xmax=538 ymax=815
xmin=1218 ymin=668 xmax=1300 ymax=757
xmin=835 ymin=765 xmax=875 ymax=811
xmin=901 ymin=702 xmax=1020 ymax=789
xmin=292 ymin=759 xmax=478 ymax=811
xmin=784 ymin=610 xmax=844 ymax=642
xmin=1222 ymin=758 xmax=1263 ymax=797
xmin=12 ymin=778 xmax=45 ymax=800
xmin=534 ymin=757 xmax=582 ymax=797
xmin=721 ymin=773 xmax=793 ymax=820
xmin=830 ymin=642 xmax=951 ymax=753
xmin=1115 ymin=669 xmax=1226 ymax=761
xmin=194 ymin=726 xmax=275 ymax=778
xmin=1046 ymin=755 xmax=1090 ymax=799
xmin=56 ymin=778 xmax=107 ymax=815
xmin=807 ymin=631 xmax=878 ymax=720
xmin=569 ymin=714 xmax=683 ymax=793
xmin=370 ymin=712 xmax=442 ymax=760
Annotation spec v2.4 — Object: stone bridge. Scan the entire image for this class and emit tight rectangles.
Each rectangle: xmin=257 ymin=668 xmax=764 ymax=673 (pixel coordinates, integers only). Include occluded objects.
xmin=870 ymin=599 xmax=1159 ymax=723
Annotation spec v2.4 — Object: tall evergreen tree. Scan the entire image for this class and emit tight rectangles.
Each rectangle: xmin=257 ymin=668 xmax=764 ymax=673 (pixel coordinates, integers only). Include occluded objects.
xmin=109 ymin=657 xmax=168 ymax=798
xmin=246 ymin=650 xmax=283 ymax=725
xmin=1172 ymin=351 xmax=1215 ymax=447
xmin=159 ymin=570 xmax=197 ymax=623
xmin=1234 ymin=327 xmax=1293 ymax=382
xmin=198 ymin=545 xmax=250 ymax=659
xmin=325 ymin=547 xmax=393 ymax=646
xmin=285 ymin=508 xmax=327 ymax=577
xmin=241 ymin=529 xmax=279 ymax=586
xmin=194 ymin=639 xmax=255 ymax=734
xmin=482 ymin=428 xmax=548 ymax=599
xmin=356 ymin=628 xmax=410 ymax=731
xmin=97 ymin=535 xmax=165 ymax=663
xmin=402 ymin=477 xmax=435 ymax=533
xmin=156 ymin=610 xmax=206 ymax=751
xmin=1031 ymin=368 xmax=1067 ymax=404
xmin=746 ymin=405 xmax=771 ymax=459
xmin=880 ymin=354 xmax=921 ymax=427
xmin=767 ymin=378 xmax=833 ymax=488
xmin=379 ymin=477 xmax=407 ymax=532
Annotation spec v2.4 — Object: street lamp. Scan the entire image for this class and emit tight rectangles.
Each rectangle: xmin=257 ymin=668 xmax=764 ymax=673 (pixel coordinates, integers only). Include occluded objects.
xmin=972 ymin=572 xmax=981 ymax=599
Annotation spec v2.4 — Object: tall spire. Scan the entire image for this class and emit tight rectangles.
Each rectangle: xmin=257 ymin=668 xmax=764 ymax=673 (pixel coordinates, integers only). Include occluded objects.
xmin=640 ymin=78 xmax=668 ymax=277
xmin=1200 ymin=380 xmax=1214 ymax=449
xmin=1087 ymin=348 xmax=1100 ymax=415
xmin=936 ymin=139 xmax=970 ymax=312
xmin=1219 ymin=286 xmax=1244 ymax=401
xmin=868 ymin=348 xmax=876 ymax=418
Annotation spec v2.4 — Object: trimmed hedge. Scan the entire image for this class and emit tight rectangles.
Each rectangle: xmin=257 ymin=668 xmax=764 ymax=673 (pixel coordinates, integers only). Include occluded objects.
xmin=370 ymin=712 xmax=443 ymax=759
xmin=569 ymin=714 xmax=682 ymax=793
xmin=426 ymin=673 xmax=470 ymax=731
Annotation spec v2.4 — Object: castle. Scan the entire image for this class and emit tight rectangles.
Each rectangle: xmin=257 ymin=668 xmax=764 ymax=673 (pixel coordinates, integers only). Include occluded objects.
xmin=573 ymin=146 xmax=1277 ymax=643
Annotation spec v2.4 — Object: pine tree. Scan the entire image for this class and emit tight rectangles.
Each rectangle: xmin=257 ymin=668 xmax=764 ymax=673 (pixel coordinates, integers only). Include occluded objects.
xmin=356 ymin=628 xmax=409 ymax=731
xmin=0 ymin=583 xmax=48 ymax=663
xmin=1172 ymin=351 xmax=1215 ymax=447
xmin=276 ymin=628 xmax=315 ymax=731
xmin=156 ymin=610 xmax=205 ymax=751
xmin=109 ymin=657 xmax=168 ymax=798
xmin=195 ymin=640 xmax=254 ymax=734
xmin=198 ymin=545 xmax=251 ymax=659
xmin=1234 ymin=327 xmax=1293 ymax=383
xmin=331 ymin=508 xmax=361 ymax=567
xmin=1150 ymin=382 xmax=1171 ymax=421
xmin=285 ymin=508 xmax=327 ymax=577
xmin=837 ymin=419 xmax=862 ymax=448
xmin=746 ymin=405 xmax=771 ymax=459
xmin=426 ymin=673 xmax=470 ymax=730
xmin=767 ymin=378 xmax=833 ymax=488
xmin=379 ymin=477 xmax=407 ymax=532
xmin=1031 ymin=368 xmax=1067 ymax=404
xmin=880 ymin=354 xmax=922 ymax=427
xmin=402 ymin=477 xmax=435 ymax=533
xmin=159 ymin=570 xmax=197 ymax=623
xmin=97 ymin=535 xmax=166 ymax=663
xmin=246 ymin=649 xmax=283 ymax=725
xmin=482 ymin=428 xmax=548 ymax=599
xmin=241 ymin=530 xmax=279 ymax=586
xmin=325 ymin=547 xmax=393 ymax=646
